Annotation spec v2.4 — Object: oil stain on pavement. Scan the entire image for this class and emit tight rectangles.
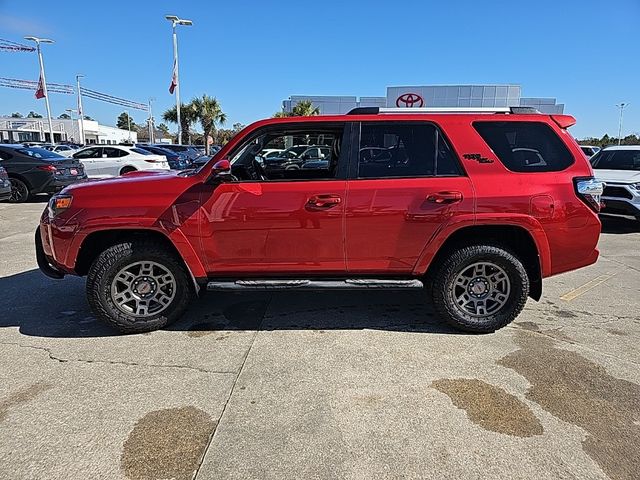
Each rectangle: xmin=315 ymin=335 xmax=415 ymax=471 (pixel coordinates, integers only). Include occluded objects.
xmin=0 ymin=382 xmax=51 ymax=422
xmin=499 ymin=330 xmax=640 ymax=480
xmin=432 ymin=378 xmax=543 ymax=437
xmin=121 ymin=406 xmax=216 ymax=480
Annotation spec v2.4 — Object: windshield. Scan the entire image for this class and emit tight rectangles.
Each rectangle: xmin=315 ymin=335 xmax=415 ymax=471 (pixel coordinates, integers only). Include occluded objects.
xmin=16 ymin=147 xmax=65 ymax=160
xmin=592 ymin=150 xmax=640 ymax=171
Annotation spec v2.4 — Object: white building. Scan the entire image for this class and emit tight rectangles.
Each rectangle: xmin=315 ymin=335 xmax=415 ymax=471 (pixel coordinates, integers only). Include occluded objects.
xmin=0 ymin=117 xmax=137 ymax=145
xmin=283 ymin=84 xmax=564 ymax=115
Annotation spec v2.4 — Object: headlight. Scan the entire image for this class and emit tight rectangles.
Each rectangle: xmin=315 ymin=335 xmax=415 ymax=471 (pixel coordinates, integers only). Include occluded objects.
xmin=48 ymin=194 xmax=73 ymax=218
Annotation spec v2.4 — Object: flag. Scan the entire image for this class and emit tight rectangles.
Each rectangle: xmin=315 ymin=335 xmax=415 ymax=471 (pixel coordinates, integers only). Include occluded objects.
xmin=35 ymin=73 xmax=45 ymax=99
xmin=169 ymin=59 xmax=177 ymax=94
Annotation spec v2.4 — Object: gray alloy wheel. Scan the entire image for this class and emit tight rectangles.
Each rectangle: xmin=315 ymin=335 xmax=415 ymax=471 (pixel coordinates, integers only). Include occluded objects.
xmin=110 ymin=261 xmax=177 ymax=317
xmin=449 ymin=261 xmax=511 ymax=317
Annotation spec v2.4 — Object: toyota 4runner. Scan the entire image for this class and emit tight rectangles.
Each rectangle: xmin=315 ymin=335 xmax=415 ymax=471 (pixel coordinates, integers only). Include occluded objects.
xmin=36 ymin=107 xmax=604 ymax=334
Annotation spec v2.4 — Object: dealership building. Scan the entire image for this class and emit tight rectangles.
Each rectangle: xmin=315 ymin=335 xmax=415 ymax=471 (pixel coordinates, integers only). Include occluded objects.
xmin=283 ymin=84 xmax=564 ymax=115
xmin=0 ymin=116 xmax=137 ymax=144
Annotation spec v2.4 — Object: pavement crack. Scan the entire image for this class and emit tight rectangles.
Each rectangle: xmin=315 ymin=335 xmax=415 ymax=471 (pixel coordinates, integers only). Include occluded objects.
xmin=193 ymin=293 xmax=273 ymax=480
xmin=0 ymin=341 xmax=235 ymax=374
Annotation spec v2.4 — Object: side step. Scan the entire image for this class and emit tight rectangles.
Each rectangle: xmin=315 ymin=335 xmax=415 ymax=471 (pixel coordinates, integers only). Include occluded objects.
xmin=206 ymin=278 xmax=424 ymax=291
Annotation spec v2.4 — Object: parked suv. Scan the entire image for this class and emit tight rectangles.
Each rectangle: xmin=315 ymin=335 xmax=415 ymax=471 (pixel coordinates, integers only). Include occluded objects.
xmin=36 ymin=107 xmax=603 ymax=334
xmin=591 ymin=145 xmax=640 ymax=221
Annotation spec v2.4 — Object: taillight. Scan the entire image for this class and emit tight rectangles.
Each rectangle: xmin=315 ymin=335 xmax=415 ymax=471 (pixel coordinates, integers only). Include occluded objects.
xmin=574 ymin=177 xmax=604 ymax=213
xmin=37 ymin=165 xmax=57 ymax=172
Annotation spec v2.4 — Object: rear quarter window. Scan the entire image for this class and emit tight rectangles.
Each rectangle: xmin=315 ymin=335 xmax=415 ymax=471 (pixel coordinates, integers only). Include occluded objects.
xmin=473 ymin=121 xmax=574 ymax=172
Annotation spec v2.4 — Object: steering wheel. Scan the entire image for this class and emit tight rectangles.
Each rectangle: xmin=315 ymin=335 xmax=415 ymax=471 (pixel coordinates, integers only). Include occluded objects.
xmin=251 ymin=157 xmax=268 ymax=181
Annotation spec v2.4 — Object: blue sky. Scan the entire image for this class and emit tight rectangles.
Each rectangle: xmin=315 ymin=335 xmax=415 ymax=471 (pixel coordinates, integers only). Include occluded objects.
xmin=0 ymin=0 xmax=638 ymax=138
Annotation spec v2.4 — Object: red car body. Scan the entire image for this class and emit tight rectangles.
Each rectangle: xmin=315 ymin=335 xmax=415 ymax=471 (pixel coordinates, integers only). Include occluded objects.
xmin=36 ymin=109 xmax=602 ymax=333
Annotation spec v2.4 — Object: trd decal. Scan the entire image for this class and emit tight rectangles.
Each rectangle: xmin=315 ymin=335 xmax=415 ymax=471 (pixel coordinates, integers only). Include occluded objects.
xmin=463 ymin=153 xmax=493 ymax=164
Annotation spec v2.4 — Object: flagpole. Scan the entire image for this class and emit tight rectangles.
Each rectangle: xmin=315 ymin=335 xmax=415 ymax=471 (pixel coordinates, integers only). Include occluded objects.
xmin=166 ymin=16 xmax=192 ymax=145
xmin=76 ymin=74 xmax=85 ymax=145
xmin=26 ymin=36 xmax=55 ymax=144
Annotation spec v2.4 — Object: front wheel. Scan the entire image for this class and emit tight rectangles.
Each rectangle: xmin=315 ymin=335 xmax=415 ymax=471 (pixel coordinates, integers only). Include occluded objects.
xmin=86 ymin=241 xmax=194 ymax=333
xmin=430 ymin=245 xmax=529 ymax=333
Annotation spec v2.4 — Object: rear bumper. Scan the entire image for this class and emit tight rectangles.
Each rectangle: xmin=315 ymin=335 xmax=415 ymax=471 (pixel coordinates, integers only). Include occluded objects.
xmin=35 ymin=227 xmax=65 ymax=279
xmin=0 ymin=184 xmax=10 ymax=201
xmin=35 ymin=175 xmax=87 ymax=195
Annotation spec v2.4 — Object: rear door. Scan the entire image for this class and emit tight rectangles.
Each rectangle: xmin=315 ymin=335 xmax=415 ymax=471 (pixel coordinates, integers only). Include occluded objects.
xmin=345 ymin=121 xmax=474 ymax=273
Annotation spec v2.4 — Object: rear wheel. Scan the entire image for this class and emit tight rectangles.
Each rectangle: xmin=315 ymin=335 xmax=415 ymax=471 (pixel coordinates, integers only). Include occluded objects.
xmin=86 ymin=241 xmax=194 ymax=333
xmin=9 ymin=178 xmax=30 ymax=203
xmin=430 ymin=244 xmax=529 ymax=333
xmin=120 ymin=166 xmax=136 ymax=175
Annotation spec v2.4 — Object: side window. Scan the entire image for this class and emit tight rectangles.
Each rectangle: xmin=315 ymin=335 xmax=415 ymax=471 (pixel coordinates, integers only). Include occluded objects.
xmin=236 ymin=126 xmax=345 ymax=181
xmin=357 ymin=122 xmax=461 ymax=178
xmin=74 ymin=148 xmax=98 ymax=159
xmin=592 ymin=150 xmax=640 ymax=170
xmin=0 ymin=150 xmax=11 ymax=160
xmin=473 ymin=121 xmax=574 ymax=172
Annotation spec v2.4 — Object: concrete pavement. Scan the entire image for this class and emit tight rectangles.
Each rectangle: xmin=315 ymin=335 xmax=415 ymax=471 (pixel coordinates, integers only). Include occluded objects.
xmin=0 ymin=199 xmax=638 ymax=480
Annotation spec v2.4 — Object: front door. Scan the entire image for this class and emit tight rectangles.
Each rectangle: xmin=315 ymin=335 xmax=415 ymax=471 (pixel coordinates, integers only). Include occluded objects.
xmin=72 ymin=147 xmax=102 ymax=177
xmin=345 ymin=121 xmax=474 ymax=273
xmin=198 ymin=122 xmax=350 ymax=275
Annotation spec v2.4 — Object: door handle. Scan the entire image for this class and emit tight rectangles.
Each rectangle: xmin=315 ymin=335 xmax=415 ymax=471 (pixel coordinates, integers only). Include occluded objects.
xmin=306 ymin=194 xmax=342 ymax=210
xmin=426 ymin=191 xmax=463 ymax=204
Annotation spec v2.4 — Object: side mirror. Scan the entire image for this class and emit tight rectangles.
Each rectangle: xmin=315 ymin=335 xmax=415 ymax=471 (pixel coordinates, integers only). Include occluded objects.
xmin=207 ymin=158 xmax=231 ymax=183
xmin=212 ymin=158 xmax=231 ymax=174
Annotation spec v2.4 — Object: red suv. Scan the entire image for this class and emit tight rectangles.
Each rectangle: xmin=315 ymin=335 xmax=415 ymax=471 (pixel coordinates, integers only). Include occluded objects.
xmin=36 ymin=107 xmax=604 ymax=334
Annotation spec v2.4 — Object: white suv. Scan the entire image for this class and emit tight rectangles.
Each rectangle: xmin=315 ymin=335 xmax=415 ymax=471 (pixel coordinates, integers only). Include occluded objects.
xmin=591 ymin=146 xmax=640 ymax=221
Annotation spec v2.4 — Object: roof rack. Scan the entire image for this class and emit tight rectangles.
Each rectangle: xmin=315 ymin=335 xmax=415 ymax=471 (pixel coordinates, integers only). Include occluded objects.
xmin=347 ymin=106 xmax=540 ymax=115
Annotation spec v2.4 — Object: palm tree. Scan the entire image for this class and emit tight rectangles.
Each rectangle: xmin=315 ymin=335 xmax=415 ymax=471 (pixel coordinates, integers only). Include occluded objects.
xmin=162 ymin=103 xmax=197 ymax=144
xmin=291 ymin=100 xmax=320 ymax=116
xmin=190 ymin=95 xmax=227 ymax=154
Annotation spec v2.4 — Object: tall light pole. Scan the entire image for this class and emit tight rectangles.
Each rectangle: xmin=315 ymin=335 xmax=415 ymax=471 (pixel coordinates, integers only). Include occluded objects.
xmin=65 ymin=108 xmax=77 ymax=142
xmin=25 ymin=36 xmax=55 ymax=144
xmin=126 ymin=110 xmax=132 ymax=143
xmin=616 ymin=103 xmax=629 ymax=145
xmin=148 ymin=98 xmax=155 ymax=144
xmin=76 ymin=74 xmax=86 ymax=145
xmin=165 ymin=15 xmax=192 ymax=145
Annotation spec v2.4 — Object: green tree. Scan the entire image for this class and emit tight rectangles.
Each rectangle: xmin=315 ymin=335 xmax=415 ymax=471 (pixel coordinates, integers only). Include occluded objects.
xmin=162 ymin=103 xmax=198 ymax=144
xmin=291 ymin=100 xmax=320 ymax=116
xmin=116 ymin=112 xmax=135 ymax=130
xmin=189 ymin=95 xmax=227 ymax=154
xmin=158 ymin=123 xmax=170 ymax=135
xmin=58 ymin=113 xmax=71 ymax=119
xmin=10 ymin=112 xmax=23 ymax=118
xmin=27 ymin=111 xmax=43 ymax=118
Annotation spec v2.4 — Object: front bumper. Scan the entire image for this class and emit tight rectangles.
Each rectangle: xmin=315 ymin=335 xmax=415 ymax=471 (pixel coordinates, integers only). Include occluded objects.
xmin=601 ymin=184 xmax=640 ymax=219
xmin=35 ymin=227 xmax=65 ymax=279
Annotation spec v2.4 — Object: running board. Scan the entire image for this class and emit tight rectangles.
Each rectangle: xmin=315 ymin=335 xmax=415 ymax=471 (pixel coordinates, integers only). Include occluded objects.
xmin=206 ymin=278 xmax=424 ymax=291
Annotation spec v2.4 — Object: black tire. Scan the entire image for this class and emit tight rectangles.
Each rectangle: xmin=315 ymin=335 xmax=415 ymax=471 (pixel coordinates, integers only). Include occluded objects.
xmin=430 ymin=244 xmax=529 ymax=333
xmin=9 ymin=178 xmax=30 ymax=203
xmin=86 ymin=241 xmax=194 ymax=334
xmin=120 ymin=167 xmax=136 ymax=175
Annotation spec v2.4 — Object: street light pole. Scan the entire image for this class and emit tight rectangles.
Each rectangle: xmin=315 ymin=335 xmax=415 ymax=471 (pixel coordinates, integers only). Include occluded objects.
xmin=166 ymin=15 xmax=192 ymax=145
xmin=76 ymin=74 xmax=86 ymax=145
xmin=25 ymin=36 xmax=55 ymax=144
xmin=616 ymin=103 xmax=629 ymax=145
xmin=65 ymin=109 xmax=77 ymax=142
xmin=148 ymin=98 xmax=155 ymax=144
xmin=126 ymin=110 xmax=132 ymax=143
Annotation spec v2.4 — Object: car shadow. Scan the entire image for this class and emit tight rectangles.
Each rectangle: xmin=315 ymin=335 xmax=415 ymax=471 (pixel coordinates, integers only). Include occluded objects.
xmin=600 ymin=215 xmax=640 ymax=234
xmin=0 ymin=269 xmax=460 ymax=338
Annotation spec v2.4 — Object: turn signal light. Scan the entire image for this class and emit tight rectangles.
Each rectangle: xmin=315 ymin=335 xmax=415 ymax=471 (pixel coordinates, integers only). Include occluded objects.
xmin=48 ymin=194 xmax=73 ymax=218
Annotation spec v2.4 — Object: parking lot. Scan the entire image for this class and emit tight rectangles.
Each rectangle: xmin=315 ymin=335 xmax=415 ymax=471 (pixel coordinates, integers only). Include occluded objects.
xmin=0 ymin=199 xmax=638 ymax=480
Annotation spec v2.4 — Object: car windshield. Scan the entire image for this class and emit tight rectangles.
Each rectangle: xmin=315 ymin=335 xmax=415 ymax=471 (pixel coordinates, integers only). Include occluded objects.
xmin=16 ymin=147 xmax=65 ymax=159
xmin=591 ymin=150 xmax=640 ymax=171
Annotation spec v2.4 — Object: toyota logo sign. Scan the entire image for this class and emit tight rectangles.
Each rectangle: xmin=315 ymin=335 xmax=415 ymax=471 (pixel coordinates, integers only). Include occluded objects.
xmin=396 ymin=93 xmax=424 ymax=108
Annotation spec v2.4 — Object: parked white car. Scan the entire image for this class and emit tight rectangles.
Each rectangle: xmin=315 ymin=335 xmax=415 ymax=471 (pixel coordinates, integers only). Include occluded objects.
xmin=71 ymin=145 xmax=169 ymax=178
xmin=580 ymin=145 xmax=601 ymax=158
xmin=43 ymin=144 xmax=79 ymax=156
xmin=591 ymin=146 xmax=640 ymax=221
